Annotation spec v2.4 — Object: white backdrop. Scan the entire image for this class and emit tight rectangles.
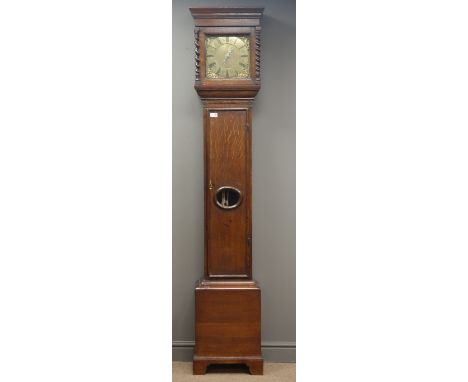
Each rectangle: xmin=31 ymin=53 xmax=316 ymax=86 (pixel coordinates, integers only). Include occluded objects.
xmin=1 ymin=0 xmax=468 ymax=381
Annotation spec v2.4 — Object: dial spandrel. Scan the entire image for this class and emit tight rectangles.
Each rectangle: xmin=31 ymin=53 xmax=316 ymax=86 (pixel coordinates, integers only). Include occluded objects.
xmin=205 ymin=36 xmax=250 ymax=80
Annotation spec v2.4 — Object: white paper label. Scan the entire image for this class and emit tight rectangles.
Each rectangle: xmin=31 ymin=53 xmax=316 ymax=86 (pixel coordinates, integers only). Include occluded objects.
xmin=209 ymin=112 xmax=218 ymax=118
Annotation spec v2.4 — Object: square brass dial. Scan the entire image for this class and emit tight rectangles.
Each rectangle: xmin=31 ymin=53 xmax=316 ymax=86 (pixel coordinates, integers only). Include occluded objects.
xmin=205 ymin=36 xmax=250 ymax=79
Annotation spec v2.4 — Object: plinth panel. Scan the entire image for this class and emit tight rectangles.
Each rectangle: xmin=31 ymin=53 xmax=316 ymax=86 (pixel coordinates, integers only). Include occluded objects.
xmin=193 ymin=280 xmax=263 ymax=374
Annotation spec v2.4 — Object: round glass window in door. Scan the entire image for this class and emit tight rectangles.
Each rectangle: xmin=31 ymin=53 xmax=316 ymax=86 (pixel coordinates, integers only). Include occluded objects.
xmin=215 ymin=186 xmax=242 ymax=210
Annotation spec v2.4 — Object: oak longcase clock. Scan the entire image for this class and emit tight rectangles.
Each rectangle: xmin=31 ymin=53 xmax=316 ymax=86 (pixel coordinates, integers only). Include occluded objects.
xmin=190 ymin=7 xmax=264 ymax=375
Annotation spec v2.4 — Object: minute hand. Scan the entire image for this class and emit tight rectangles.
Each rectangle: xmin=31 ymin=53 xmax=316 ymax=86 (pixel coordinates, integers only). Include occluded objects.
xmin=223 ymin=48 xmax=233 ymax=64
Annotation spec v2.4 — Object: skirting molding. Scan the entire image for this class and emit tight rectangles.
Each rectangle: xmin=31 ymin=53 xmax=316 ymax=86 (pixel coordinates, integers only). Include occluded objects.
xmin=172 ymin=340 xmax=296 ymax=363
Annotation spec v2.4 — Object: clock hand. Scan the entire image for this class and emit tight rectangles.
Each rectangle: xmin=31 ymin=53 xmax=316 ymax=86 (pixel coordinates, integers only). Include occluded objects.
xmin=223 ymin=48 xmax=233 ymax=64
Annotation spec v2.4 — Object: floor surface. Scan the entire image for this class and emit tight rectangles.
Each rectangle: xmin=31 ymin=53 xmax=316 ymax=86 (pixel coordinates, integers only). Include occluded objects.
xmin=172 ymin=362 xmax=296 ymax=381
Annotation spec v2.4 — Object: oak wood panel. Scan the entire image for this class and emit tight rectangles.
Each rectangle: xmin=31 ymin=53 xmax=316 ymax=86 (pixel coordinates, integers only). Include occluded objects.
xmin=190 ymin=7 xmax=264 ymax=29
xmin=194 ymin=281 xmax=261 ymax=359
xmin=205 ymin=108 xmax=250 ymax=277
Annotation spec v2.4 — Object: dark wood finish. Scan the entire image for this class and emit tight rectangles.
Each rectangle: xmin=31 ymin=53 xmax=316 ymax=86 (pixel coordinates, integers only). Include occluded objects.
xmin=190 ymin=7 xmax=264 ymax=20
xmin=203 ymin=99 xmax=252 ymax=278
xmin=191 ymin=8 xmax=263 ymax=99
xmin=190 ymin=7 xmax=264 ymax=375
xmin=193 ymin=280 xmax=262 ymax=375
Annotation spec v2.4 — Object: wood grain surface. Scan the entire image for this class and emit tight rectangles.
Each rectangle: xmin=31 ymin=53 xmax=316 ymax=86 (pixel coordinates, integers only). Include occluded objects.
xmin=205 ymin=106 xmax=250 ymax=278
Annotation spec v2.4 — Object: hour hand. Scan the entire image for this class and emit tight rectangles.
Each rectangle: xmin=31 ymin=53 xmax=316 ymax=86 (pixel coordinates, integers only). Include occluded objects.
xmin=223 ymin=48 xmax=233 ymax=64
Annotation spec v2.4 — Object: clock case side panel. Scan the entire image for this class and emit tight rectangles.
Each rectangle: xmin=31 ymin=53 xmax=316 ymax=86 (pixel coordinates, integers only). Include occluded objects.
xmin=203 ymin=99 xmax=253 ymax=280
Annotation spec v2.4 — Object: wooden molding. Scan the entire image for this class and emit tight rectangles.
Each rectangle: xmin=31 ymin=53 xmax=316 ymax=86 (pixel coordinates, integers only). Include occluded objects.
xmin=173 ymin=341 xmax=296 ymax=363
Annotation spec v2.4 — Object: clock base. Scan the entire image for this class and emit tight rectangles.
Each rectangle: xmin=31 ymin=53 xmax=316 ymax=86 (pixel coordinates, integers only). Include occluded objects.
xmin=193 ymin=355 xmax=263 ymax=375
xmin=193 ymin=279 xmax=263 ymax=375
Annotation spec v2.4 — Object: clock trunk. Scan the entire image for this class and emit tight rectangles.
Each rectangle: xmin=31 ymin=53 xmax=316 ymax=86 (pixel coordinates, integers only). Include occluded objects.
xmin=204 ymin=100 xmax=252 ymax=279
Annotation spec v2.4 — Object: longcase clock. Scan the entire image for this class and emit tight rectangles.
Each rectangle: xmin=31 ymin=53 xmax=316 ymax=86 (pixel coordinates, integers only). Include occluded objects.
xmin=189 ymin=7 xmax=264 ymax=375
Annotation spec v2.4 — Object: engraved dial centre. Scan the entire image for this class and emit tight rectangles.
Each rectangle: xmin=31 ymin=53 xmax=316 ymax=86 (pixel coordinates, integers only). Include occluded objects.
xmin=206 ymin=36 xmax=250 ymax=79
